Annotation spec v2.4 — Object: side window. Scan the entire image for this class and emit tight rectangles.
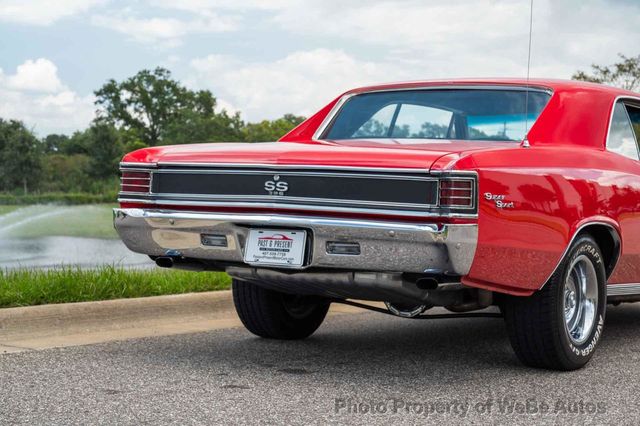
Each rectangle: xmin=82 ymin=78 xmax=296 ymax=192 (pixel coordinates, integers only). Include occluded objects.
xmin=625 ymin=104 xmax=640 ymax=145
xmin=608 ymin=102 xmax=639 ymax=160
xmin=352 ymin=104 xmax=396 ymax=137
xmin=391 ymin=104 xmax=453 ymax=138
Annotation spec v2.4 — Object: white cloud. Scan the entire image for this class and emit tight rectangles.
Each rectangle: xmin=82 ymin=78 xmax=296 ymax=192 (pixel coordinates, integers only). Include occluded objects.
xmin=271 ymin=1 xmax=524 ymax=52
xmin=152 ymin=0 xmax=292 ymax=13
xmin=0 ymin=0 xmax=105 ymax=25
xmin=256 ymin=0 xmax=639 ymax=78
xmin=178 ymin=0 xmax=640 ymax=79
xmin=5 ymin=58 xmax=64 ymax=93
xmin=189 ymin=49 xmax=410 ymax=121
xmin=0 ymin=60 xmax=94 ymax=135
xmin=91 ymin=9 xmax=238 ymax=46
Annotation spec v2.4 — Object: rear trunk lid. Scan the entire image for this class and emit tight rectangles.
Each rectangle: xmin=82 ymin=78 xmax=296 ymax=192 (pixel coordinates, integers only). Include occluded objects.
xmin=123 ymin=139 xmax=511 ymax=171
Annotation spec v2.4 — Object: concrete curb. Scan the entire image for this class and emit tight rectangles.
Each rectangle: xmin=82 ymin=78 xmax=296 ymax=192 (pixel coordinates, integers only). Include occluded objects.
xmin=0 ymin=291 xmax=236 ymax=353
xmin=0 ymin=291 xmax=233 ymax=339
xmin=0 ymin=291 xmax=364 ymax=354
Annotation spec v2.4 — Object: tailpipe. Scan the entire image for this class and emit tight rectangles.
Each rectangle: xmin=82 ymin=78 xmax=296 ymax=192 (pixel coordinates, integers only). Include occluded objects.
xmin=153 ymin=251 xmax=207 ymax=271
xmin=155 ymin=256 xmax=174 ymax=268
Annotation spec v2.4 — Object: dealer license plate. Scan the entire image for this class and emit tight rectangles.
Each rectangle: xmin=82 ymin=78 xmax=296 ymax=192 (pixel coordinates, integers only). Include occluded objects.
xmin=243 ymin=229 xmax=306 ymax=267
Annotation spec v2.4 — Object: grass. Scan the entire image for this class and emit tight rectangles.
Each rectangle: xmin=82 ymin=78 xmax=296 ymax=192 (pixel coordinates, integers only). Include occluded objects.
xmin=0 ymin=204 xmax=118 ymax=239
xmin=0 ymin=267 xmax=232 ymax=308
xmin=0 ymin=205 xmax=20 ymax=215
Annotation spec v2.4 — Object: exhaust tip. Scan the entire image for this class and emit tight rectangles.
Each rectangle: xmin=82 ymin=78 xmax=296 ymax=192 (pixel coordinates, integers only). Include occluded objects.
xmin=155 ymin=256 xmax=175 ymax=268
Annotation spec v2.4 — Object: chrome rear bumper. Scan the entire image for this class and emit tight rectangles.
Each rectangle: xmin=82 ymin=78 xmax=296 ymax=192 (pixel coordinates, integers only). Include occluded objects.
xmin=113 ymin=208 xmax=478 ymax=275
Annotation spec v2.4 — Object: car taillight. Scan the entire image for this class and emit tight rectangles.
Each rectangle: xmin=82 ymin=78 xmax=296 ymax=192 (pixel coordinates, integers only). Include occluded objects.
xmin=439 ymin=179 xmax=474 ymax=207
xmin=121 ymin=171 xmax=151 ymax=193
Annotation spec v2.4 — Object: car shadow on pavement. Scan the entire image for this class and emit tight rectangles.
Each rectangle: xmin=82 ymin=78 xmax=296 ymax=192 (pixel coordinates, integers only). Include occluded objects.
xmin=132 ymin=304 xmax=640 ymax=381
xmin=134 ymin=311 xmax=531 ymax=384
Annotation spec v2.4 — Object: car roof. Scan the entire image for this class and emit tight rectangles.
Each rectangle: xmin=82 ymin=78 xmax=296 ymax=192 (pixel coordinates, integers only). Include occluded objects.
xmin=345 ymin=78 xmax=640 ymax=98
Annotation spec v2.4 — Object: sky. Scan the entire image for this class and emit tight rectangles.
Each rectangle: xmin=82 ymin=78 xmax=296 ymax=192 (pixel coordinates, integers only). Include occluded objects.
xmin=0 ymin=0 xmax=638 ymax=136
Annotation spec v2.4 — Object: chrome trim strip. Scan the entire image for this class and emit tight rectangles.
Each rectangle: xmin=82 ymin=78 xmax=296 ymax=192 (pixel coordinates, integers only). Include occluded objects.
xmin=120 ymin=163 xmax=157 ymax=169
xmin=155 ymin=162 xmax=431 ymax=174
xmin=117 ymin=198 xmax=479 ymax=219
xmin=119 ymin=192 xmax=152 ymax=196
xmin=119 ymin=208 xmax=443 ymax=232
xmin=312 ymin=85 xmax=553 ymax=141
xmin=154 ymin=169 xmax=436 ymax=181
xmin=608 ymin=283 xmax=640 ymax=297
xmin=121 ymin=162 xmax=482 ymax=176
xmin=350 ymin=84 xmax=553 ymax=95
xmin=135 ymin=193 xmax=440 ymax=209
xmin=540 ymin=221 xmax=621 ymax=289
xmin=149 ymin=171 xmax=154 ymax=195
xmin=313 ymin=93 xmax=356 ymax=140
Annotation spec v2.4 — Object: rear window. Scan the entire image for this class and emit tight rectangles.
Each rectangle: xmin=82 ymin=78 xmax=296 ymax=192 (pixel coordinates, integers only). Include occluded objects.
xmin=323 ymin=88 xmax=551 ymax=142
xmin=607 ymin=102 xmax=640 ymax=160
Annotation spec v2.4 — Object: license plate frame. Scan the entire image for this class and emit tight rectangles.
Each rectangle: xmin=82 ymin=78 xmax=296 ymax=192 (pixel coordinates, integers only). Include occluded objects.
xmin=243 ymin=229 xmax=307 ymax=268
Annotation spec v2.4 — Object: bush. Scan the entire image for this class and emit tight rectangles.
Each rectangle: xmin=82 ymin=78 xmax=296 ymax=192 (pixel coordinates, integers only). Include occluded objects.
xmin=0 ymin=192 xmax=117 ymax=205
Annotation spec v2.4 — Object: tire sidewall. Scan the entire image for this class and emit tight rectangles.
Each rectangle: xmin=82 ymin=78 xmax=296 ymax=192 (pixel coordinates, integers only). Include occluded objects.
xmin=556 ymin=237 xmax=606 ymax=366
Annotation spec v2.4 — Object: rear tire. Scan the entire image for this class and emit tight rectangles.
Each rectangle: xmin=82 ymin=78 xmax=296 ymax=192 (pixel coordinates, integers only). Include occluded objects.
xmin=503 ymin=235 xmax=606 ymax=370
xmin=232 ymin=279 xmax=330 ymax=340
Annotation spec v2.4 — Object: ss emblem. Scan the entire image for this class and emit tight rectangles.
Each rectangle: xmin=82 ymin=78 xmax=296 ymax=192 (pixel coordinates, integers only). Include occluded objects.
xmin=264 ymin=175 xmax=289 ymax=194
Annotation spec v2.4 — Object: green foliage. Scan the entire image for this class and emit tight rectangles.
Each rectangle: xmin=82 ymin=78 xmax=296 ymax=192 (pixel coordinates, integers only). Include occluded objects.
xmin=0 ymin=267 xmax=231 ymax=307
xmin=573 ymin=54 xmax=640 ymax=91
xmin=242 ymin=114 xmax=306 ymax=142
xmin=162 ymin=109 xmax=245 ymax=144
xmin=95 ymin=67 xmax=221 ymax=146
xmin=41 ymin=154 xmax=92 ymax=192
xmin=42 ymin=133 xmax=70 ymax=154
xmin=0 ymin=192 xmax=116 ymax=205
xmin=0 ymin=119 xmax=42 ymax=193
xmin=87 ymin=121 xmax=124 ymax=179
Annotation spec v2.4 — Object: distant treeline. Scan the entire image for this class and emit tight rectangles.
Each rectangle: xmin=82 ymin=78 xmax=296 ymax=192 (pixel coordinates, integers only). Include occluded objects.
xmin=0 ymin=67 xmax=305 ymax=197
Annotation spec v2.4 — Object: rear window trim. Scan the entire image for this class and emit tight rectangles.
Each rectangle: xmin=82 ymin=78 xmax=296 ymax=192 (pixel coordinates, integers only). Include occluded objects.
xmin=605 ymin=96 xmax=640 ymax=160
xmin=314 ymin=85 xmax=554 ymax=141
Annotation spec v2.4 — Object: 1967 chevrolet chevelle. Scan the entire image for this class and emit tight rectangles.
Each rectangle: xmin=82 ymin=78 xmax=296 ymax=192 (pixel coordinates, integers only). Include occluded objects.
xmin=114 ymin=78 xmax=640 ymax=370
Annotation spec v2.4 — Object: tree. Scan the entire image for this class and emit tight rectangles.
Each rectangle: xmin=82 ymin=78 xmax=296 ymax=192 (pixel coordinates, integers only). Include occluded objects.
xmin=94 ymin=67 xmax=219 ymax=146
xmin=0 ymin=119 xmax=42 ymax=193
xmin=242 ymin=114 xmax=306 ymax=142
xmin=87 ymin=121 xmax=124 ymax=179
xmin=40 ymin=154 xmax=92 ymax=193
xmin=42 ymin=134 xmax=70 ymax=154
xmin=162 ymin=110 xmax=245 ymax=144
xmin=572 ymin=54 xmax=640 ymax=91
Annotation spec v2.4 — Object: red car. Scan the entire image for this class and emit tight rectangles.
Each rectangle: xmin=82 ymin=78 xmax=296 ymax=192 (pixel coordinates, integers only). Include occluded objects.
xmin=114 ymin=78 xmax=640 ymax=370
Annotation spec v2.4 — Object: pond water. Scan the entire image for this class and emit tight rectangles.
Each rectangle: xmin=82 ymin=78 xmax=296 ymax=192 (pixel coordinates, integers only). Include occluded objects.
xmin=0 ymin=205 xmax=153 ymax=269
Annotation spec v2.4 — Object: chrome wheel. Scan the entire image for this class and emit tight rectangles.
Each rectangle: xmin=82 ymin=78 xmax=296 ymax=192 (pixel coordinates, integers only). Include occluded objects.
xmin=563 ymin=254 xmax=599 ymax=345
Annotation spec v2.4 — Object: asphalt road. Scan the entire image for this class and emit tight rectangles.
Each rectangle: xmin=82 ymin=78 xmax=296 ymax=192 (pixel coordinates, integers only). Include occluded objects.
xmin=2 ymin=304 xmax=640 ymax=425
